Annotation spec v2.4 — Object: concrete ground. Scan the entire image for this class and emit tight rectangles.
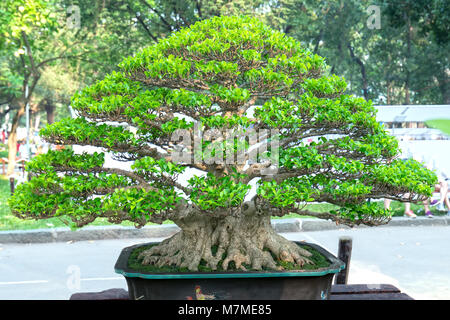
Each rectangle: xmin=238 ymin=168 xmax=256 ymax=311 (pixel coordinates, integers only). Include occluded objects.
xmin=284 ymin=226 xmax=450 ymax=300
xmin=1 ymin=224 xmax=450 ymax=300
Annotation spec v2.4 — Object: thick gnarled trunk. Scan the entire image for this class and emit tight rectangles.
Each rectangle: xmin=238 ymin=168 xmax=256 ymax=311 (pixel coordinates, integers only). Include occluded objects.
xmin=139 ymin=211 xmax=313 ymax=272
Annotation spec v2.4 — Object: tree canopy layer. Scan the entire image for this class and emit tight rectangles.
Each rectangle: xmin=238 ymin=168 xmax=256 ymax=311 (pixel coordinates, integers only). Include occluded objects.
xmin=9 ymin=16 xmax=437 ymax=271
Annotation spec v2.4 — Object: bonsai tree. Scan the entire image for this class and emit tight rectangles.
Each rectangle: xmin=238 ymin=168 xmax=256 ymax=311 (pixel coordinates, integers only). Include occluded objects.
xmin=9 ymin=16 xmax=436 ymax=272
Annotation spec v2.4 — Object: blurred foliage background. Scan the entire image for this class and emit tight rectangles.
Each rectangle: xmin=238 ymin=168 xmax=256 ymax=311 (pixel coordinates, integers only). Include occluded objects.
xmin=0 ymin=0 xmax=448 ymax=229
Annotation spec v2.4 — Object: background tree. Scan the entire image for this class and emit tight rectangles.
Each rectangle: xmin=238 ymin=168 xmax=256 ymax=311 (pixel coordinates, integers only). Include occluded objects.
xmin=9 ymin=16 xmax=436 ymax=271
xmin=264 ymin=0 xmax=449 ymax=105
xmin=3 ymin=0 xmax=446 ymax=157
xmin=381 ymin=0 xmax=449 ymax=104
xmin=0 ymin=0 xmax=60 ymax=175
xmin=0 ymin=0 xmax=157 ymax=174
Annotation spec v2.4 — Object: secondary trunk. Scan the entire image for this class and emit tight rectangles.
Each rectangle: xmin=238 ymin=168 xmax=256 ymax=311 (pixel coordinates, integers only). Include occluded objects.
xmin=7 ymin=103 xmax=26 ymax=176
xmin=138 ymin=212 xmax=313 ymax=272
xmin=347 ymin=43 xmax=369 ymax=100
xmin=44 ymin=98 xmax=55 ymax=125
xmin=404 ymin=11 xmax=412 ymax=105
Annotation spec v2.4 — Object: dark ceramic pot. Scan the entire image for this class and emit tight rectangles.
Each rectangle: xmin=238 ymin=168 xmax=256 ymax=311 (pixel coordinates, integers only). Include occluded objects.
xmin=115 ymin=241 xmax=344 ymax=300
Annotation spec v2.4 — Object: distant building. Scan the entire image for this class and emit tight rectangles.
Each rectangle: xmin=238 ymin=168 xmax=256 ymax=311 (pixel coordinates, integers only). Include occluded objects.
xmin=375 ymin=105 xmax=450 ymax=140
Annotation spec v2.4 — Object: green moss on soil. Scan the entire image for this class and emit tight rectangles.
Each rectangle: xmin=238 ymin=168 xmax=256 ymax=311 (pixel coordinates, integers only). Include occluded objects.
xmin=127 ymin=242 xmax=331 ymax=273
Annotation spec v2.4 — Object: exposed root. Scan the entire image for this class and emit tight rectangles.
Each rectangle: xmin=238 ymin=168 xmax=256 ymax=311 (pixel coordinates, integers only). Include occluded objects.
xmin=137 ymin=214 xmax=313 ymax=272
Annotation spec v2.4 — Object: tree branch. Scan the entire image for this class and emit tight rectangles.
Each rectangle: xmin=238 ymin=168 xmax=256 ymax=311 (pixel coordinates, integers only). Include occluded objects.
xmin=127 ymin=4 xmax=158 ymax=41
xmin=139 ymin=0 xmax=176 ymax=31
xmin=347 ymin=43 xmax=368 ymax=100
xmin=48 ymin=165 xmax=193 ymax=196
xmin=36 ymin=52 xmax=89 ymax=70
xmin=21 ymin=32 xmax=38 ymax=76
xmin=195 ymin=0 xmax=202 ymax=18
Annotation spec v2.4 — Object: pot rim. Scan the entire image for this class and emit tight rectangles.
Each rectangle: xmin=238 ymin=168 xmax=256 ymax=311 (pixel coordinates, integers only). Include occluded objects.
xmin=114 ymin=241 xmax=345 ymax=279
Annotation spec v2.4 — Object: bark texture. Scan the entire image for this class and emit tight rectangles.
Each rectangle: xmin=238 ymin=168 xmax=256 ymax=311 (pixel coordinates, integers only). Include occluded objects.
xmin=138 ymin=206 xmax=312 ymax=272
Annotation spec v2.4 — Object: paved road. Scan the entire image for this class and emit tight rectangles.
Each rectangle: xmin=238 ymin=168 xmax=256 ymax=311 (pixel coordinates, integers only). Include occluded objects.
xmin=1 ymin=225 xmax=450 ymax=300
xmin=285 ymin=226 xmax=450 ymax=300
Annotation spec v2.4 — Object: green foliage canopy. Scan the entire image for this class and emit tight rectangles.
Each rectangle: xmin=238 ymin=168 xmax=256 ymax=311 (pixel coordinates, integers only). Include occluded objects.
xmin=9 ymin=16 xmax=437 ymax=228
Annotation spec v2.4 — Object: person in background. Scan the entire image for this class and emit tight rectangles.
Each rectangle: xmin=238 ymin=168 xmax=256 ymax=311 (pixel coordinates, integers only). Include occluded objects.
xmin=16 ymin=140 xmax=21 ymax=157
xmin=392 ymin=156 xmax=450 ymax=218
xmin=18 ymin=140 xmax=28 ymax=160
xmin=383 ymin=151 xmax=417 ymax=218
xmin=384 ymin=198 xmax=417 ymax=218
xmin=30 ymin=143 xmax=37 ymax=158
xmin=427 ymin=178 xmax=450 ymax=216
xmin=423 ymin=157 xmax=450 ymax=216
xmin=36 ymin=145 xmax=44 ymax=156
